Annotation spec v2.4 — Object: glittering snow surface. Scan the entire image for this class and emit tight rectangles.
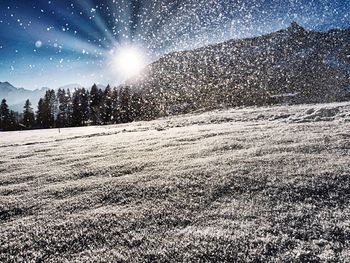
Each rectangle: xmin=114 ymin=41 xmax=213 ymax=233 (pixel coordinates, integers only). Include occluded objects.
xmin=2 ymin=102 xmax=350 ymax=261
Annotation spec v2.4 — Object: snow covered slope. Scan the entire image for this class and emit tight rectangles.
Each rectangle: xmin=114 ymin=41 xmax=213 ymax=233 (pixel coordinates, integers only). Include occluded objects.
xmin=1 ymin=102 xmax=350 ymax=261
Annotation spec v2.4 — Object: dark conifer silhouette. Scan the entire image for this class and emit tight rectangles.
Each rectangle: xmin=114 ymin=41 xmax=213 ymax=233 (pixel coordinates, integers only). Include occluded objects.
xmin=57 ymin=88 xmax=68 ymax=128
xmin=89 ymin=84 xmax=102 ymax=125
xmin=0 ymin=98 xmax=10 ymax=130
xmin=23 ymin=99 xmax=35 ymax=128
xmin=36 ymin=98 xmax=45 ymax=128
xmin=0 ymin=83 xmax=171 ymax=131
xmin=80 ymin=88 xmax=90 ymax=125
xmin=102 ymin=85 xmax=113 ymax=124
xmin=71 ymin=89 xmax=83 ymax=127
xmin=119 ymin=86 xmax=133 ymax=123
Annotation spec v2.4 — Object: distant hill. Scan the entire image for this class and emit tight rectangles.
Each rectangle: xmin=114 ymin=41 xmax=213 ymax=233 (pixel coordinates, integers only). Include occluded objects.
xmin=124 ymin=22 xmax=350 ymax=113
xmin=0 ymin=82 xmax=107 ymax=112
xmin=0 ymin=82 xmax=49 ymax=112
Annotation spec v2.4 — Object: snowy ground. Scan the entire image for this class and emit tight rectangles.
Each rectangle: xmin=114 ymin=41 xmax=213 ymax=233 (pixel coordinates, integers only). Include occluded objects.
xmin=2 ymin=102 xmax=350 ymax=262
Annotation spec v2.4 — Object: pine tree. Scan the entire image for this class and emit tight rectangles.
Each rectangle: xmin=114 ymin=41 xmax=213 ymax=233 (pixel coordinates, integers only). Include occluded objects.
xmin=0 ymin=98 xmax=10 ymax=130
xmin=36 ymin=98 xmax=45 ymax=128
xmin=111 ymin=87 xmax=120 ymax=123
xmin=130 ymin=92 xmax=144 ymax=121
xmin=66 ymin=89 xmax=73 ymax=127
xmin=23 ymin=99 xmax=35 ymax=128
xmin=40 ymin=89 xmax=57 ymax=128
xmin=142 ymin=93 xmax=161 ymax=120
xmin=119 ymin=87 xmax=132 ymax=123
xmin=102 ymin=85 xmax=113 ymax=124
xmin=56 ymin=88 xmax=67 ymax=128
xmin=80 ymin=88 xmax=89 ymax=125
xmin=89 ymin=84 xmax=102 ymax=125
xmin=7 ymin=111 xmax=18 ymax=130
xmin=71 ymin=89 xmax=83 ymax=126
xmin=47 ymin=89 xmax=57 ymax=127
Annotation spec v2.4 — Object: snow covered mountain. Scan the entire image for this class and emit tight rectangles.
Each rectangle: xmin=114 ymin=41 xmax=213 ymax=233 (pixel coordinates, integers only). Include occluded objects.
xmin=0 ymin=82 xmax=49 ymax=112
xmin=0 ymin=82 xmax=107 ymax=112
xmin=125 ymin=22 xmax=350 ymax=111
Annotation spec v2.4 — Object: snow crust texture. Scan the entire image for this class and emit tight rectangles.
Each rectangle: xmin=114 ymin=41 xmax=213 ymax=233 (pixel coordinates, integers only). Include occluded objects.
xmin=1 ymin=102 xmax=350 ymax=262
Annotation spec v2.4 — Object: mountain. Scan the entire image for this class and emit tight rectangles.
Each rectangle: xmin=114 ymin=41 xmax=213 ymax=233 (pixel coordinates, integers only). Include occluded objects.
xmin=59 ymin=83 xmax=84 ymax=91
xmin=0 ymin=82 xmax=109 ymax=112
xmin=124 ymin=22 xmax=350 ymax=114
xmin=0 ymin=82 xmax=49 ymax=112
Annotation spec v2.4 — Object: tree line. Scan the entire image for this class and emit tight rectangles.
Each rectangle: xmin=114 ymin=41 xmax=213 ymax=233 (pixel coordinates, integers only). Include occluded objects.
xmin=0 ymin=84 xmax=162 ymax=131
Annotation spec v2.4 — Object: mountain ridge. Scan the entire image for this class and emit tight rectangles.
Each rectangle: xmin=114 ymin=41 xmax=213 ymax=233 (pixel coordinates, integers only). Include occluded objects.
xmin=123 ymin=22 xmax=350 ymax=114
xmin=0 ymin=81 xmax=108 ymax=112
xmin=0 ymin=83 xmax=95 ymax=112
xmin=149 ymin=22 xmax=350 ymax=61
xmin=0 ymin=82 xmax=49 ymax=112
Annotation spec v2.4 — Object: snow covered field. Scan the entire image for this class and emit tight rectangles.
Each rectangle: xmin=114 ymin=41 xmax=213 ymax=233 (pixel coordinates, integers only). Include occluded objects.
xmin=2 ymin=102 xmax=350 ymax=261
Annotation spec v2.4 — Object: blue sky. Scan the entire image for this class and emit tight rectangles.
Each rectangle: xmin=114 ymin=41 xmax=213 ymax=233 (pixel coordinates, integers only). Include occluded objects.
xmin=0 ymin=0 xmax=349 ymax=90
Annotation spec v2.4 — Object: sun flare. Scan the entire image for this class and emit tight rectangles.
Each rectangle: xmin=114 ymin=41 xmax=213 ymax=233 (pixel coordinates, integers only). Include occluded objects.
xmin=110 ymin=46 xmax=146 ymax=78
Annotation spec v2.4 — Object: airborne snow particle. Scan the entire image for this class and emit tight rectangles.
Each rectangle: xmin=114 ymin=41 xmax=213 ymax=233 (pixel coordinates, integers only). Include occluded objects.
xmin=35 ymin=40 xmax=43 ymax=48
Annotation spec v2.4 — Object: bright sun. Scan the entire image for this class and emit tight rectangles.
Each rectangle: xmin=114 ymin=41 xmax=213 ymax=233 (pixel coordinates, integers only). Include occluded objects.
xmin=110 ymin=46 xmax=146 ymax=78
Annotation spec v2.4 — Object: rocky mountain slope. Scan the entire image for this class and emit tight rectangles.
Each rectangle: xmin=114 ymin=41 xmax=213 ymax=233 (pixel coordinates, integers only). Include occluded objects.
xmin=126 ymin=22 xmax=350 ymax=112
